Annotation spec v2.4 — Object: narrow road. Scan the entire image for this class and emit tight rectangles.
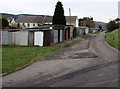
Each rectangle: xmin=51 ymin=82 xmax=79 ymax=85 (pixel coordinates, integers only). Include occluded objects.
xmin=2 ymin=32 xmax=119 ymax=87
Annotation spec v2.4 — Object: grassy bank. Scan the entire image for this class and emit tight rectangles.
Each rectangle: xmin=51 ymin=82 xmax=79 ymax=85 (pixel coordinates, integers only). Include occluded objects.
xmin=106 ymin=29 xmax=120 ymax=49
xmin=2 ymin=46 xmax=60 ymax=73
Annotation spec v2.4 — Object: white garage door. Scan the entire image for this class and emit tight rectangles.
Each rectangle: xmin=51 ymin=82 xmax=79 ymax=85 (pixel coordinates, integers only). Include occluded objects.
xmin=34 ymin=31 xmax=43 ymax=46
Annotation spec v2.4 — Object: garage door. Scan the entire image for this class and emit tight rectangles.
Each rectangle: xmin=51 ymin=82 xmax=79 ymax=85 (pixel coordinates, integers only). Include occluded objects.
xmin=34 ymin=31 xmax=43 ymax=46
xmin=15 ymin=31 xmax=28 ymax=46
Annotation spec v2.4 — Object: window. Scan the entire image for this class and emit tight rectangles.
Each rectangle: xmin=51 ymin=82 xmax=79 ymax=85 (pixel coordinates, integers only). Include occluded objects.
xmin=28 ymin=23 xmax=30 ymax=27
xmin=17 ymin=23 xmax=20 ymax=28
xmin=33 ymin=23 xmax=35 ymax=26
xmin=38 ymin=23 xmax=40 ymax=26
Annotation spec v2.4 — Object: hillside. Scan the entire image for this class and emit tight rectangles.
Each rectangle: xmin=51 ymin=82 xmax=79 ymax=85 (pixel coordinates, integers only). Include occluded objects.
xmin=0 ymin=13 xmax=50 ymax=20
xmin=0 ymin=13 xmax=18 ymax=20
xmin=94 ymin=21 xmax=107 ymax=30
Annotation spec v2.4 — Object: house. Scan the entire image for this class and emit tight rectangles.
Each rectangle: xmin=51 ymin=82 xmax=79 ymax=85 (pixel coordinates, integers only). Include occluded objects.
xmin=43 ymin=16 xmax=52 ymax=25
xmin=9 ymin=18 xmax=16 ymax=27
xmin=15 ymin=15 xmax=79 ymax=28
xmin=65 ymin=16 xmax=79 ymax=27
xmin=43 ymin=16 xmax=79 ymax=27
xmin=1 ymin=15 xmax=79 ymax=45
xmin=42 ymin=16 xmax=78 ymax=40
xmin=16 ymin=16 xmax=44 ymax=28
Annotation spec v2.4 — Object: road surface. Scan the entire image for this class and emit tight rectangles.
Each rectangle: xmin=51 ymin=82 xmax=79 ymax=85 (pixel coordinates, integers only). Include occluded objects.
xmin=2 ymin=32 xmax=119 ymax=87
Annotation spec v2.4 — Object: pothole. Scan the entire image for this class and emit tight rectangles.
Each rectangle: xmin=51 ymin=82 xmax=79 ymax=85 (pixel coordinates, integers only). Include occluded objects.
xmin=68 ymin=51 xmax=97 ymax=59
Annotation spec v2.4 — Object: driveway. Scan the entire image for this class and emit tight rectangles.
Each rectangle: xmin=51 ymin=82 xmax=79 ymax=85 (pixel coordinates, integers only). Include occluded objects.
xmin=2 ymin=32 xmax=119 ymax=87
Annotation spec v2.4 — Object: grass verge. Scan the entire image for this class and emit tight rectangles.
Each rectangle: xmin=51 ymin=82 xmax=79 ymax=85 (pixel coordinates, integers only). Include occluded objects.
xmin=106 ymin=29 xmax=120 ymax=49
xmin=2 ymin=46 xmax=60 ymax=73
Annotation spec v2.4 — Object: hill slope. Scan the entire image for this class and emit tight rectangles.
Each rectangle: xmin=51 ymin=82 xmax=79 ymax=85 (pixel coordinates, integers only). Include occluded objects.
xmin=0 ymin=13 xmax=50 ymax=20
xmin=94 ymin=21 xmax=107 ymax=30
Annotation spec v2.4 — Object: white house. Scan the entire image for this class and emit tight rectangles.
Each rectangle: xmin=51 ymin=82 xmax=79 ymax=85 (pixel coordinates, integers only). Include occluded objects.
xmin=65 ymin=16 xmax=79 ymax=27
xmin=9 ymin=18 xmax=16 ymax=27
xmin=16 ymin=16 xmax=44 ymax=28
xmin=15 ymin=16 xmax=79 ymax=28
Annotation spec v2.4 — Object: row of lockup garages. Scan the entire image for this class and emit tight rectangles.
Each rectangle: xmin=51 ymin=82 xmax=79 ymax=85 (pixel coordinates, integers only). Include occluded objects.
xmin=0 ymin=25 xmax=93 ymax=46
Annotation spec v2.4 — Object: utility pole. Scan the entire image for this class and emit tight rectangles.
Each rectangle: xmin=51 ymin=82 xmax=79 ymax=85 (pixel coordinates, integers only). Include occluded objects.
xmin=69 ymin=8 xmax=71 ymax=25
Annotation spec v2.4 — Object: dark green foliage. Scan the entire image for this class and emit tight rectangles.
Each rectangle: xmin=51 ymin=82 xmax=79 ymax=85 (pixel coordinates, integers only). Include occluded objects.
xmin=78 ymin=17 xmax=95 ymax=28
xmin=115 ymin=18 xmax=120 ymax=23
xmin=52 ymin=1 xmax=66 ymax=25
xmin=79 ymin=19 xmax=83 ymax=26
xmin=99 ymin=25 xmax=103 ymax=31
xmin=106 ymin=20 xmax=119 ymax=32
xmin=0 ymin=17 xmax=9 ymax=28
xmin=99 ymin=25 xmax=102 ymax=30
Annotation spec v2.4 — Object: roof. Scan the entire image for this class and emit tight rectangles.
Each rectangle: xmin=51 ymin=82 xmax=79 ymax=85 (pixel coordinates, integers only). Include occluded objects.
xmin=65 ymin=16 xmax=77 ymax=23
xmin=16 ymin=16 xmax=78 ymax=23
xmin=16 ymin=16 xmax=44 ymax=23
xmin=0 ymin=29 xmax=20 ymax=31
xmin=43 ymin=16 xmax=52 ymax=23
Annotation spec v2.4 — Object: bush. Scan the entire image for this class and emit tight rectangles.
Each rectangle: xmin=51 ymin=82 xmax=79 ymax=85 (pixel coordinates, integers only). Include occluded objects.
xmin=106 ymin=20 xmax=119 ymax=32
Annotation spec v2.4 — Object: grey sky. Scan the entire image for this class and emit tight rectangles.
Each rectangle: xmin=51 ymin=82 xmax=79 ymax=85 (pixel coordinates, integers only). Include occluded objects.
xmin=0 ymin=0 xmax=119 ymax=22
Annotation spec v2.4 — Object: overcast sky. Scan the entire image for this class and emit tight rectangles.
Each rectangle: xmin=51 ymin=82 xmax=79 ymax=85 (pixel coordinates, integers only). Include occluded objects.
xmin=0 ymin=0 xmax=119 ymax=22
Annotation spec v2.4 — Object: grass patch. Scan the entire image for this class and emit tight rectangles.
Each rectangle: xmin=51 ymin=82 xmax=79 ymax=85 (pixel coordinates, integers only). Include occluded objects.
xmin=77 ymin=35 xmax=88 ymax=39
xmin=106 ymin=29 xmax=120 ymax=49
xmin=2 ymin=46 xmax=60 ymax=73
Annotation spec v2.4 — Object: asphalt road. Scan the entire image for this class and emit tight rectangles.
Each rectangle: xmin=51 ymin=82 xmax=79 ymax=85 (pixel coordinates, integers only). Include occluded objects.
xmin=2 ymin=32 xmax=119 ymax=87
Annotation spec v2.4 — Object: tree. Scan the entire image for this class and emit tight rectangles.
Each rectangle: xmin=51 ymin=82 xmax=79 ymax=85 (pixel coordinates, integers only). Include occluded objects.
xmin=52 ymin=1 xmax=66 ymax=25
xmin=99 ymin=25 xmax=103 ymax=31
xmin=0 ymin=17 xmax=9 ymax=28
xmin=106 ymin=20 xmax=119 ymax=32
xmin=115 ymin=18 xmax=120 ymax=23
xmin=79 ymin=17 xmax=95 ymax=28
xmin=79 ymin=19 xmax=83 ymax=26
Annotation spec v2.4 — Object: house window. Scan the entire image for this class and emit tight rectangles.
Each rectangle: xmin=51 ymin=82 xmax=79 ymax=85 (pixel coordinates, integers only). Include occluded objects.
xmin=17 ymin=23 xmax=20 ymax=28
xmin=33 ymin=24 xmax=35 ymax=26
xmin=23 ymin=23 xmax=24 ymax=26
xmin=38 ymin=23 xmax=40 ymax=26
xmin=28 ymin=23 xmax=30 ymax=27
